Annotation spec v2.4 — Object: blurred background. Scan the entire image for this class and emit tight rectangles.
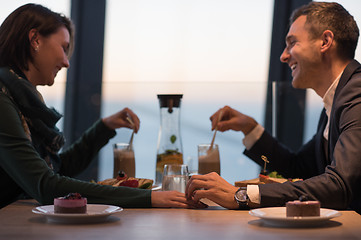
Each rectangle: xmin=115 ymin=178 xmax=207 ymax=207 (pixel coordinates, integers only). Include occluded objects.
xmin=1 ymin=0 xmax=361 ymax=184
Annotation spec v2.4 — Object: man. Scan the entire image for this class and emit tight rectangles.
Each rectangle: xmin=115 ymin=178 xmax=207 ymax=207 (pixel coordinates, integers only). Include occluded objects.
xmin=186 ymin=1 xmax=361 ymax=214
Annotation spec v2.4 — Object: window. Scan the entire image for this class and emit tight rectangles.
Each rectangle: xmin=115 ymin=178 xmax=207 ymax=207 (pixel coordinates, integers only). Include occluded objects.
xmin=3 ymin=0 xmax=361 ymax=184
xmin=100 ymin=0 xmax=274 ymax=184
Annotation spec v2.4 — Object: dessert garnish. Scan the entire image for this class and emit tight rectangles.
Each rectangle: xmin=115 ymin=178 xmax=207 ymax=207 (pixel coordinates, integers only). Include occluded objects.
xmin=62 ymin=193 xmax=83 ymax=200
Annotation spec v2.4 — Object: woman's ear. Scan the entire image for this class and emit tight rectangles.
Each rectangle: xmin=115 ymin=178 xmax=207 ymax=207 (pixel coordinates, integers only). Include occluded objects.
xmin=320 ymin=30 xmax=334 ymax=53
xmin=28 ymin=28 xmax=39 ymax=51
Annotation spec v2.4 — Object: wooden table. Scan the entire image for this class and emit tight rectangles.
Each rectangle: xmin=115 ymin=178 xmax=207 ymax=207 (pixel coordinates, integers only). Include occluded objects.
xmin=1 ymin=200 xmax=361 ymax=240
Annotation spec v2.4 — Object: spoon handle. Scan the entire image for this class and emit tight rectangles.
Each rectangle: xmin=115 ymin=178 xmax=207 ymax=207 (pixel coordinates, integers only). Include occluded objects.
xmin=209 ymin=110 xmax=223 ymax=150
xmin=126 ymin=117 xmax=135 ymax=150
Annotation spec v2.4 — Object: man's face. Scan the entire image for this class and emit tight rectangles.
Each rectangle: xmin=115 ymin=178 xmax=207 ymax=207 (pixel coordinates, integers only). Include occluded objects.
xmin=280 ymin=16 xmax=322 ymax=89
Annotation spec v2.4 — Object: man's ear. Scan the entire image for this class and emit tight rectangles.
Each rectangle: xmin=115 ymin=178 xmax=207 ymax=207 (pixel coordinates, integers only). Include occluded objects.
xmin=28 ymin=28 xmax=39 ymax=50
xmin=320 ymin=30 xmax=334 ymax=53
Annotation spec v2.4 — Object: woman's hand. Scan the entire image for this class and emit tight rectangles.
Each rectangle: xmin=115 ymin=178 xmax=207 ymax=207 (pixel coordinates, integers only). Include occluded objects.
xmin=185 ymin=172 xmax=239 ymax=210
xmin=151 ymin=191 xmax=207 ymax=209
xmin=102 ymin=108 xmax=140 ymax=132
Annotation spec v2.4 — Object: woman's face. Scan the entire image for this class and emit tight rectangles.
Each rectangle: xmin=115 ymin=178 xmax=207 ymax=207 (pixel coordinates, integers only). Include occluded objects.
xmin=28 ymin=26 xmax=70 ymax=86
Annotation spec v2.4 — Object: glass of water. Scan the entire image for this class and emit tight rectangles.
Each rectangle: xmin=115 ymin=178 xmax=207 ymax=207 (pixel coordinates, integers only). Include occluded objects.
xmin=162 ymin=164 xmax=189 ymax=193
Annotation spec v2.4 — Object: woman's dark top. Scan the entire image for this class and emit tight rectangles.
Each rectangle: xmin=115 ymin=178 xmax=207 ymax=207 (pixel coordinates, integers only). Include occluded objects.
xmin=0 ymin=67 xmax=151 ymax=208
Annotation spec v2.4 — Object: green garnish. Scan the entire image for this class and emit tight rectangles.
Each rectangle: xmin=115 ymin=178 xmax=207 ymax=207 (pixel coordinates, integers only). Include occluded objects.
xmin=268 ymin=171 xmax=284 ymax=178
xmin=170 ymin=135 xmax=177 ymax=144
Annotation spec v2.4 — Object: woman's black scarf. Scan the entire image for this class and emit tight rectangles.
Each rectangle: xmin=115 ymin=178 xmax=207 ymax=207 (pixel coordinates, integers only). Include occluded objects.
xmin=0 ymin=67 xmax=65 ymax=169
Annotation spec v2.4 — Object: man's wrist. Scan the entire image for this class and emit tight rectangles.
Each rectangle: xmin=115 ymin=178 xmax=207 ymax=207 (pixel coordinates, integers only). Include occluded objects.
xmin=243 ymin=124 xmax=265 ymax=150
xmin=234 ymin=187 xmax=250 ymax=210
xmin=242 ymin=119 xmax=258 ymax=136
xmin=234 ymin=186 xmax=261 ymax=209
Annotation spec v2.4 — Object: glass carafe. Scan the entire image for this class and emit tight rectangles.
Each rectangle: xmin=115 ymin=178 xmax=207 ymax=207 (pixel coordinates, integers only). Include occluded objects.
xmin=155 ymin=94 xmax=183 ymax=186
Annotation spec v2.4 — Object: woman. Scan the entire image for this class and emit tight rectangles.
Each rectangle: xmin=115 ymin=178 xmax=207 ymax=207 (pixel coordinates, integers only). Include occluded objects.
xmin=0 ymin=4 xmax=196 ymax=209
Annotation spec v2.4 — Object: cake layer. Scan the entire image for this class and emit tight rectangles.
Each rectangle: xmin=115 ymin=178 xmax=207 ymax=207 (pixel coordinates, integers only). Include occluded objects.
xmin=286 ymin=200 xmax=320 ymax=217
xmin=54 ymin=205 xmax=87 ymax=214
xmin=53 ymin=193 xmax=87 ymax=214
xmin=54 ymin=198 xmax=87 ymax=208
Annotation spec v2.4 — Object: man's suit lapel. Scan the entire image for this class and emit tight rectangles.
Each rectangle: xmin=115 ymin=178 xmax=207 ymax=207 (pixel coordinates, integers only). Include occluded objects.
xmin=334 ymin=60 xmax=361 ymax=99
xmin=328 ymin=60 xmax=361 ymax=161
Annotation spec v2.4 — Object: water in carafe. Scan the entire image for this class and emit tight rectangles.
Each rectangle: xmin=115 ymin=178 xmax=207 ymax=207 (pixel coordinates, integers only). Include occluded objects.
xmin=155 ymin=94 xmax=183 ymax=186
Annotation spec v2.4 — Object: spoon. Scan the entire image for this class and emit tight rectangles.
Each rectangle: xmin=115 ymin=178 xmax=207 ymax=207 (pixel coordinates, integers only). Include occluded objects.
xmin=126 ymin=117 xmax=135 ymax=150
xmin=209 ymin=110 xmax=223 ymax=152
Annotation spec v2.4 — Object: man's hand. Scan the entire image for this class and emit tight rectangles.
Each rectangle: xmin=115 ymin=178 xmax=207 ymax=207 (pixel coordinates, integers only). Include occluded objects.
xmin=210 ymin=106 xmax=258 ymax=135
xmin=185 ymin=172 xmax=239 ymax=209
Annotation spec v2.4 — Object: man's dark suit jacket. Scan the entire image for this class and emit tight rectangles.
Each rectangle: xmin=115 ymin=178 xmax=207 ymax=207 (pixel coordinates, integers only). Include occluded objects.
xmin=244 ymin=60 xmax=361 ymax=214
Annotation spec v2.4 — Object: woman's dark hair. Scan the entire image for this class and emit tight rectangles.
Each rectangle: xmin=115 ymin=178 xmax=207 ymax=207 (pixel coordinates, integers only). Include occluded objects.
xmin=0 ymin=4 xmax=74 ymax=70
xmin=291 ymin=2 xmax=359 ymax=60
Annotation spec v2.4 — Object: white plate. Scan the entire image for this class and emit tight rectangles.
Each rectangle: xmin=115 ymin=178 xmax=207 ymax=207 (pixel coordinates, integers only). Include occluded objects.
xmin=249 ymin=207 xmax=341 ymax=227
xmin=32 ymin=204 xmax=123 ymax=223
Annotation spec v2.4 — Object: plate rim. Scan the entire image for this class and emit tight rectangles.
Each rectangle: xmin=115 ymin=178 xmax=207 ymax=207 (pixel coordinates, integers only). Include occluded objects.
xmin=249 ymin=207 xmax=341 ymax=222
xmin=32 ymin=204 xmax=123 ymax=218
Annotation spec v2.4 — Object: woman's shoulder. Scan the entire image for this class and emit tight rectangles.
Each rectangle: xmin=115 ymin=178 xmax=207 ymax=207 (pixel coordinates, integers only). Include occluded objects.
xmin=0 ymin=83 xmax=17 ymax=109
xmin=0 ymin=83 xmax=24 ymax=129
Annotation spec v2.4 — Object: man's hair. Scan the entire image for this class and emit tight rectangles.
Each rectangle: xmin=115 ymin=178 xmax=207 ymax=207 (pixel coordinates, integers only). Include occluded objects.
xmin=291 ymin=1 xmax=359 ymax=60
xmin=0 ymin=4 xmax=74 ymax=70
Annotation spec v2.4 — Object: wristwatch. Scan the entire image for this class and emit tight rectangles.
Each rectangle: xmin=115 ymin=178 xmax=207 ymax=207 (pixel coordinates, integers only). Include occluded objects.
xmin=234 ymin=187 xmax=250 ymax=209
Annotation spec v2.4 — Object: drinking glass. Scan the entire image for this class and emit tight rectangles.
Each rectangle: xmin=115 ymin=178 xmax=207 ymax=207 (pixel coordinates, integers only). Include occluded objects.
xmin=113 ymin=143 xmax=135 ymax=178
xmin=186 ymin=156 xmax=198 ymax=176
xmin=197 ymin=144 xmax=220 ymax=175
xmin=162 ymin=164 xmax=189 ymax=193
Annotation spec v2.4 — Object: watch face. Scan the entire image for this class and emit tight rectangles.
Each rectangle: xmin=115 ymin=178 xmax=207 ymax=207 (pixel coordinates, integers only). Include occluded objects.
xmin=235 ymin=188 xmax=249 ymax=209
xmin=235 ymin=189 xmax=247 ymax=202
